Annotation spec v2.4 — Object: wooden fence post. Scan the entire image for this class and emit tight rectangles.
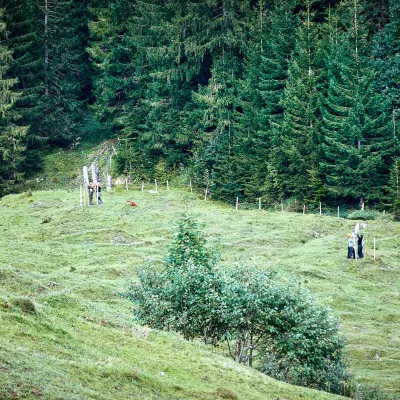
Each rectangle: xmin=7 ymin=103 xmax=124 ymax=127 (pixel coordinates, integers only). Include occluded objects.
xmin=337 ymin=206 xmax=340 ymax=218
xmin=236 ymin=197 xmax=239 ymax=211
xmin=303 ymin=204 xmax=305 ymax=214
xmin=141 ymin=181 xmax=144 ymax=192
xmin=204 ymin=189 xmax=208 ymax=201
xmin=167 ymin=180 xmax=169 ymax=191
xmin=189 ymin=179 xmax=193 ymax=193
xmin=155 ymin=179 xmax=158 ymax=192
xmin=319 ymin=202 xmax=322 ymax=215
xmin=281 ymin=201 xmax=284 ymax=212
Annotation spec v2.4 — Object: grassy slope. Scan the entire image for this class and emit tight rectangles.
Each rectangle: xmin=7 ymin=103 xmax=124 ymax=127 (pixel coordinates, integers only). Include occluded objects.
xmin=0 ymin=179 xmax=398 ymax=399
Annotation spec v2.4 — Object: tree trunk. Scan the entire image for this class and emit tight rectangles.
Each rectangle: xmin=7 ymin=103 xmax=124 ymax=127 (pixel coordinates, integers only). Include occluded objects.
xmin=44 ymin=0 xmax=49 ymax=95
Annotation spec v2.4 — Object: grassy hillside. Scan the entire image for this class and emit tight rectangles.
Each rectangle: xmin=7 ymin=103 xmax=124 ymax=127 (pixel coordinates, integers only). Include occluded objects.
xmin=0 ymin=172 xmax=399 ymax=398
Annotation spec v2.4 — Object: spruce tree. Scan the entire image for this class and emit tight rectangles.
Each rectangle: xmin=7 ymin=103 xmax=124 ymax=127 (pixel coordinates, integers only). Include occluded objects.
xmin=239 ymin=0 xmax=299 ymax=201
xmin=320 ymin=0 xmax=391 ymax=204
xmin=36 ymin=0 xmax=92 ymax=145
xmin=191 ymin=55 xmax=245 ymax=200
xmin=88 ymin=0 xmax=140 ymax=135
xmin=187 ymin=0 xmax=249 ymax=198
xmin=1 ymin=0 xmax=43 ymax=172
xmin=274 ymin=0 xmax=322 ymax=203
xmin=373 ymin=0 xmax=400 ymax=207
xmin=0 ymin=10 xmax=28 ymax=196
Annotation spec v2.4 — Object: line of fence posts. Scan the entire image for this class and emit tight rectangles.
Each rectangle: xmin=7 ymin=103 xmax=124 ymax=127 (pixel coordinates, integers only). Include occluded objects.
xmin=78 ymin=177 xmax=378 ymax=261
xmin=79 ymin=178 xmax=369 ymax=217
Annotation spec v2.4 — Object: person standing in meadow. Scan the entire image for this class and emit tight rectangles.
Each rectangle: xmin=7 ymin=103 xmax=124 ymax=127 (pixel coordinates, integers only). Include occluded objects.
xmin=347 ymin=234 xmax=355 ymax=259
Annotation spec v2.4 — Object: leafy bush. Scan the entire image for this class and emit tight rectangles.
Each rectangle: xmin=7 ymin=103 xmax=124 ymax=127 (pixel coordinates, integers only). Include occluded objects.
xmin=222 ymin=267 xmax=348 ymax=392
xmin=12 ymin=298 xmax=36 ymax=314
xmin=124 ymin=216 xmax=349 ymax=394
xmin=258 ymin=285 xmax=348 ymax=393
xmin=124 ymin=216 xmax=227 ymax=345
xmin=347 ymin=210 xmax=381 ymax=220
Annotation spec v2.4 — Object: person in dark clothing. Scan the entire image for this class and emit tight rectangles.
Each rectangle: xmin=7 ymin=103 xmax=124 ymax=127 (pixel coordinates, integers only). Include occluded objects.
xmin=96 ymin=182 xmax=103 ymax=204
xmin=88 ymin=180 xmax=94 ymax=205
xmin=347 ymin=234 xmax=355 ymax=259
xmin=357 ymin=234 xmax=364 ymax=259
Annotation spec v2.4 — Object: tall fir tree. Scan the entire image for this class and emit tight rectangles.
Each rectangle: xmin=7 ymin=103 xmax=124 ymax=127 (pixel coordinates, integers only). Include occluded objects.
xmin=320 ymin=0 xmax=392 ymax=204
xmin=238 ymin=0 xmax=299 ymax=201
xmin=0 ymin=9 xmax=28 ymax=196
xmin=37 ymin=0 xmax=92 ymax=145
xmin=373 ymin=0 xmax=400 ymax=207
xmin=187 ymin=0 xmax=249 ymax=198
xmin=1 ymin=0 xmax=43 ymax=172
xmin=3 ymin=0 xmax=93 ymax=153
xmin=274 ymin=0 xmax=322 ymax=203
xmin=88 ymin=0 xmax=141 ymax=146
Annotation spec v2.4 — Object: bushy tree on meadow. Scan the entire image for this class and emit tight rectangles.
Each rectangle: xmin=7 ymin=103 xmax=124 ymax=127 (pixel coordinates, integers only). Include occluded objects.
xmin=125 ymin=216 xmax=227 ymax=345
xmin=125 ymin=216 xmax=349 ymax=394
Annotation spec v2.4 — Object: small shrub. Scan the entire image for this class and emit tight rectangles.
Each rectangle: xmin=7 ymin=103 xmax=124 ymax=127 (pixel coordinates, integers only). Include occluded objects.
xmin=153 ymin=160 xmax=172 ymax=182
xmin=285 ymin=199 xmax=303 ymax=213
xmin=12 ymin=298 xmax=36 ymax=314
xmin=347 ymin=210 xmax=380 ymax=220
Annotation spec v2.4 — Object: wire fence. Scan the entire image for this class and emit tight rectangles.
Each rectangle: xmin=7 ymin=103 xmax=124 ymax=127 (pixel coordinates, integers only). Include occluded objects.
xmin=77 ymin=175 xmax=371 ymax=220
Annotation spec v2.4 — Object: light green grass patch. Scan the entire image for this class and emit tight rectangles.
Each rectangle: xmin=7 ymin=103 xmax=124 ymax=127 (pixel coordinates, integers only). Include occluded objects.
xmin=0 ymin=184 xmax=399 ymax=399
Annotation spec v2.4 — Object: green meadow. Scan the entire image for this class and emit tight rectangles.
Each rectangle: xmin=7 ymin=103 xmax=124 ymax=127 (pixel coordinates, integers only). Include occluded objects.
xmin=0 ymin=167 xmax=399 ymax=399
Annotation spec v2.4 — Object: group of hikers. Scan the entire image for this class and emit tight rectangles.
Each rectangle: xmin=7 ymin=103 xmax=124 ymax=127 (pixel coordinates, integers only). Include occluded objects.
xmin=87 ymin=180 xmax=103 ymax=205
xmin=347 ymin=233 xmax=364 ymax=259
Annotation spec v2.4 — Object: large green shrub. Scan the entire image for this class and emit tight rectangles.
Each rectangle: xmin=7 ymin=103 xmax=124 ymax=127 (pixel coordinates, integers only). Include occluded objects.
xmin=124 ymin=216 xmax=227 ymax=345
xmin=124 ymin=216 xmax=349 ymax=394
xmin=222 ymin=267 xmax=348 ymax=392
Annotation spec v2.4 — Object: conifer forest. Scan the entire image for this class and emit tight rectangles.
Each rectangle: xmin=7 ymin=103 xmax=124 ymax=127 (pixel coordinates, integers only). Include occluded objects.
xmin=0 ymin=0 xmax=399 ymax=208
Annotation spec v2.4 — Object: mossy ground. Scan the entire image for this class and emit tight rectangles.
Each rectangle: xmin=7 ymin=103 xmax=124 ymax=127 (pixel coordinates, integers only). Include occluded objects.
xmin=0 ymin=174 xmax=399 ymax=399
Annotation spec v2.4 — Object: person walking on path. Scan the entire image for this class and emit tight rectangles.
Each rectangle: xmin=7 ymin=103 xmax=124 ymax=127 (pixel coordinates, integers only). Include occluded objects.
xmin=347 ymin=234 xmax=355 ymax=259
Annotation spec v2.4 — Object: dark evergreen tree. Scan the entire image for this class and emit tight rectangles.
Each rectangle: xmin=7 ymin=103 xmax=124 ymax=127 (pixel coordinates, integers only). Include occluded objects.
xmin=36 ymin=0 xmax=92 ymax=145
xmin=3 ymin=0 xmax=93 ymax=156
xmin=373 ymin=0 xmax=400 ymax=207
xmin=238 ymin=0 xmax=299 ymax=202
xmin=1 ymin=0 xmax=43 ymax=172
xmin=0 ymin=10 xmax=28 ymax=196
xmin=88 ymin=1 xmax=139 ymax=142
xmin=187 ymin=0 xmax=249 ymax=199
xmin=274 ymin=0 xmax=322 ymax=203
xmin=191 ymin=55 xmax=245 ymax=200
xmin=320 ymin=0 xmax=391 ymax=204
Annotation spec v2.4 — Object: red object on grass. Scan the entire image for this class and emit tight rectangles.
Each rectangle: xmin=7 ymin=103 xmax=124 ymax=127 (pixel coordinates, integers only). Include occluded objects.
xmin=127 ymin=200 xmax=137 ymax=206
